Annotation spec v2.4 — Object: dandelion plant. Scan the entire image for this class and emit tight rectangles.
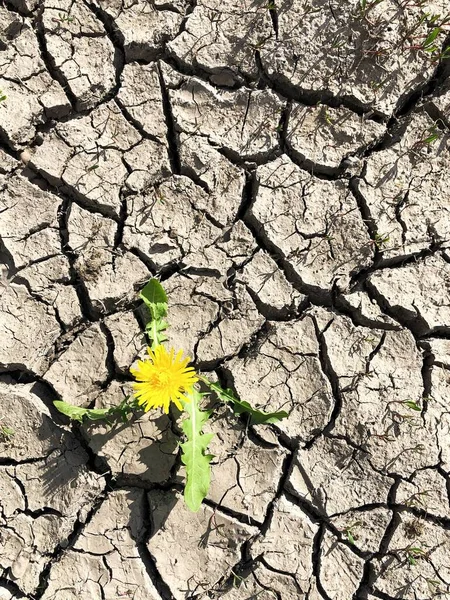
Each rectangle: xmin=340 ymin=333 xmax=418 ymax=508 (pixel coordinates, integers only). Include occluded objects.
xmin=54 ymin=278 xmax=288 ymax=511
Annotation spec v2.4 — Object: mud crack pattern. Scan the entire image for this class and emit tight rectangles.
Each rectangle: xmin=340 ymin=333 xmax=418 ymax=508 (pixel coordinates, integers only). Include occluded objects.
xmin=1 ymin=0 xmax=450 ymax=598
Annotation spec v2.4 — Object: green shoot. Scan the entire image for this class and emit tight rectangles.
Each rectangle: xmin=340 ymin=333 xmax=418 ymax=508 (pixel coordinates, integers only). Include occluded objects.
xmin=406 ymin=545 xmax=428 ymax=565
xmin=372 ymin=232 xmax=390 ymax=249
xmin=0 ymin=424 xmax=14 ymax=440
xmin=343 ymin=521 xmax=363 ymax=545
xmin=403 ymin=400 xmax=421 ymax=411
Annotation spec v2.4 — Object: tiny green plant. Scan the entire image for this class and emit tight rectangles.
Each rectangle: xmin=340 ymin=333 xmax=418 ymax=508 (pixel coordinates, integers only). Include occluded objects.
xmin=372 ymin=232 xmax=390 ymax=249
xmin=406 ymin=545 xmax=428 ymax=565
xmin=0 ymin=90 xmax=6 ymax=103
xmin=404 ymin=490 xmax=431 ymax=508
xmin=402 ymin=399 xmax=421 ymax=411
xmin=55 ymin=12 xmax=74 ymax=23
xmin=343 ymin=521 xmax=363 ymax=545
xmin=414 ymin=125 xmax=442 ymax=149
xmin=0 ymin=422 xmax=14 ymax=441
xmin=54 ymin=278 xmax=288 ymax=511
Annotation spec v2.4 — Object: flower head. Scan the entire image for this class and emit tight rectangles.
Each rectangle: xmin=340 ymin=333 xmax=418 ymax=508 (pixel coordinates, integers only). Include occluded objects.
xmin=130 ymin=345 xmax=198 ymax=413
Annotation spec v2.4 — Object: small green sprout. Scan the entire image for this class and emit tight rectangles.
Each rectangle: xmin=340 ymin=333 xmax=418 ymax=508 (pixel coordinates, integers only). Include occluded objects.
xmin=421 ymin=128 xmax=441 ymax=145
xmin=0 ymin=423 xmax=14 ymax=440
xmin=57 ymin=13 xmax=74 ymax=23
xmin=330 ymin=35 xmax=346 ymax=49
xmin=406 ymin=545 xmax=428 ymax=565
xmin=404 ymin=490 xmax=432 ymax=508
xmin=369 ymin=80 xmax=384 ymax=91
xmin=343 ymin=521 xmax=363 ymax=545
xmin=372 ymin=232 xmax=390 ymax=249
xmin=0 ymin=90 xmax=6 ymax=103
xmin=230 ymin=570 xmax=247 ymax=589
xmin=412 ymin=126 xmax=442 ymax=151
xmin=402 ymin=400 xmax=421 ymax=411
xmin=323 ymin=108 xmax=334 ymax=125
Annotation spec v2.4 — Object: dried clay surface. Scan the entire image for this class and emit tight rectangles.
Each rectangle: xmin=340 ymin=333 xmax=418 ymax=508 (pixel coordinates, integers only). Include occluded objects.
xmin=1 ymin=0 xmax=450 ymax=598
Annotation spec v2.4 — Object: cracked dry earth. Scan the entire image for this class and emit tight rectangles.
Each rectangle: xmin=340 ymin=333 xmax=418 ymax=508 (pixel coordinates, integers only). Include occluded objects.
xmin=2 ymin=1 xmax=450 ymax=600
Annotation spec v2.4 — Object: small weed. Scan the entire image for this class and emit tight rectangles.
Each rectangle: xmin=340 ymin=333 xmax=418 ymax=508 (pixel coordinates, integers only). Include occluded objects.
xmin=53 ymin=12 xmax=74 ymax=24
xmin=330 ymin=35 xmax=346 ymax=50
xmin=230 ymin=570 xmax=247 ymax=589
xmin=404 ymin=490 xmax=431 ymax=508
xmin=155 ymin=189 xmax=166 ymax=204
xmin=406 ymin=545 xmax=428 ymax=565
xmin=323 ymin=108 xmax=334 ymax=125
xmin=403 ymin=10 xmax=450 ymax=61
xmin=413 ymin=125 xmax=442 ymax=149
xmin=426 ymin=578 xmax=448 ymax=595
xmin=402 ymin=399 xmax=421 ymax=411
xmin=372 ymin=232 xmax=390 ymax=249
xmin=0 ymin=90 xmax=6 ymax=103
xmin=343 ymin=521 xmax=363 ymax=545
xmin=0 ymin=423 xmax=14 ymax=441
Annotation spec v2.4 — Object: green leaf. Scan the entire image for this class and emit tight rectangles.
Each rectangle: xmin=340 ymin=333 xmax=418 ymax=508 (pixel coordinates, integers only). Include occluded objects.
xmin=0 ymin=426 xmax=14 ymax=438
xmin=346 ymin=531 xmax=356 ymax=545
xmin=140 ymin=279 xmax=168 ymax=349
xmin=403 ymin=400 xmax=421 ymax=411
xmin=145 ymin=318 xmax=168 ymax=346
xmin=204 ymin=380 xmax=289 ymax=425
xmin=53 ymin=401 xmax=111 ymax=423
xmin=180 ymin=389 xmax=214 ymax=512
xmin=140 ymin=279 xmax=168 ymax=320
xmin=423 ymin=26 xmax=441 ymax=49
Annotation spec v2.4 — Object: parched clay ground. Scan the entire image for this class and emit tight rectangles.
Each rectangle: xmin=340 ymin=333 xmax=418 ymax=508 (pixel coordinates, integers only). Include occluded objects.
xmin=1 ymin=0 xmax=450 ymax=598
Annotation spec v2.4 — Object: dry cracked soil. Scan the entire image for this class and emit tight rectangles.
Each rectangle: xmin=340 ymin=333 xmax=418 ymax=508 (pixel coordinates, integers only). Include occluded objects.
xmin=1 ymin=0 xmax=450 ymax=598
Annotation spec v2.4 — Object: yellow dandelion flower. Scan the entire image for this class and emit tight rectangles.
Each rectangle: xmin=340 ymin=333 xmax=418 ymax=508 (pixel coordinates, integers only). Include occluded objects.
xmin=130 ymin=345 xmax=198 ymax=413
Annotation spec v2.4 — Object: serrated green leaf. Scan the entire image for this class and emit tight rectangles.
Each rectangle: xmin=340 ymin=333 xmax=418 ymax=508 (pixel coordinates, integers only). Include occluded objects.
xmin=140 ymin=279 xmax=168 ymax=348
xmin=204 ymin=380 xmax=289 ymax=425
xmin=140 ymin=279 xmax=168 ymax=320
xmin=180 ymin=389 xmax=214 ymax=512
xmin=53 ymin=401 xmax=111 ymax=423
